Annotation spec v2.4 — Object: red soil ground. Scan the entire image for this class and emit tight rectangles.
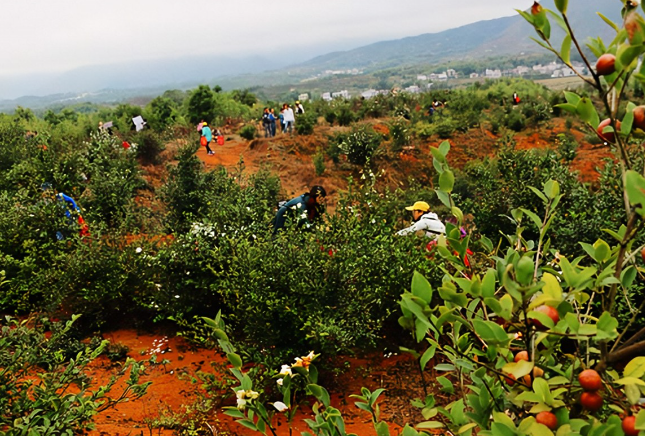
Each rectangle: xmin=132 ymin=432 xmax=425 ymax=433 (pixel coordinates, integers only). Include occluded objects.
xmin=89 ymin=118 xmax=614 ymax=435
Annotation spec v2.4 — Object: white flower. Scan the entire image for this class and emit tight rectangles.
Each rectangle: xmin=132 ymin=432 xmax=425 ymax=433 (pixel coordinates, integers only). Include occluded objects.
xmin=277 ymin=378 xmax=283 ymax=386
xmin=135 ymin=247 xmax=142 ymax=253
xmin=174 ymin=295 xmax=180 ymax=299
xmin=273 ymin=401 xmax=288 ymax=412
xmin=236 ymin=398 xmax=247 ymax=410
xmin=235 ymin=390 xmax=245 ymax=399
xmin=247 ymin=390 xmax=259 ymax=400
xmin=279 ymin=365 xmax=292 ymax=376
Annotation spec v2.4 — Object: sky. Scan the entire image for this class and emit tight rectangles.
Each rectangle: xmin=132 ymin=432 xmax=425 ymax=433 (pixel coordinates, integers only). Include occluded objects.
xmin=1 ymin=0 xmax=534 ymax=78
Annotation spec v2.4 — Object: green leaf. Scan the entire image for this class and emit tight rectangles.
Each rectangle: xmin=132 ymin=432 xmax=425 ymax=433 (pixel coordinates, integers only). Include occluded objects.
xmin=435 ymin=189 xmax=452 ymax=208
xmin=596 ymin=311 xmax=618 ymax=341
xmin=481 ymin=269 xmax=497 ymax=298
xmin=544 ymin=180 xmax=560 ymax=200
xmin=227 ymin=353 xmax=243 ymax=369
xmin=451 ymin=206 xmax=464 ymax=225
xmin=438 ymin=140 xmax=450 ymax=156
xmin=621 ymin=266 xmax=637 ymax=288
xmin=520 ymin=208 xmax=543 ymax=230
xmin=516 ymin=255 xmax=535 ymax=286
xmin=416 ymin=421 xmax=445 ymax=429
xmin=376 ymin=421 xmax=390 ymax=436
xmin=598 ymin=12 xmax=619 ymax=32
xmin=554 ymin=103 xmax=577 ymax=114
xmin=502 ymin=360 xmax=534 ymax=379
xmin=411 ymin=271 xmax=433 ymax=304
xmin=624 ymin=357 xmax=645 ymax=378
xmin=635 ymin=409 xmax=645 ymax=430
xmin=439 ymin=170 xmax=455 ymax=193
xmin=623 ymin=107 xmax=635 ymax=136
xmin=435 ymin=363 xmax=456 ymax=371
xmin=473 ymin=319 xmax=510 ymax=345
xmin=576 ymin=97 xmax=600 ymax=129
xmin=420 ymin=345 xmax=436 ymax=371
xmin=437 ymin=376 xmax=455 ymax=394
xmin=592 ymin=239 xmax=610 ymax=263
xmin=430 ymin=147 xmax=446 ymax=164
xmin=563 ymin=91 xmax=581 ymax=105
xmin=554 ymin=0 xmax=568 ymax=13
xmin=560 ymin=34 xmax=572 ymax=65
xmin=625 ymin=170 xmax=645 ymax=217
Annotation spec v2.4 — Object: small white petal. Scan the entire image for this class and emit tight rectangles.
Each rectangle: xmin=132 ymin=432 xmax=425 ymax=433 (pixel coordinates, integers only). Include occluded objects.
xmin=273 ymin=401 xmax=288 ymax=412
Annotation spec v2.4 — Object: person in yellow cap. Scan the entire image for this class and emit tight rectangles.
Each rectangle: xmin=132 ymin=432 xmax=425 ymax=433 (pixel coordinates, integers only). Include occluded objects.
xmin=396 ymin=201 xmax=446 ymax=239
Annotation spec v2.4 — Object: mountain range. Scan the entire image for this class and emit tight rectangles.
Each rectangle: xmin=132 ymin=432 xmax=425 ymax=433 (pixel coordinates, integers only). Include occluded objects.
xmin=0 ymin=0 xmax=621 ymax=111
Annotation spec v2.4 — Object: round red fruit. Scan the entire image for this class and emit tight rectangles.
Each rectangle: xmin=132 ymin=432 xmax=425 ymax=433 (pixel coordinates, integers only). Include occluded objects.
xmin=633 ymin=106 xmax=645 ymax=131
xmin=514 ymin=351 xmax=529 ymax=362
xmin=531 ymin=305 xmax=559 ymax=329
xmin=622 ymin=416 xmax=639 ymax=436
xmin=596 ymin=118 xmax=620 ymax=143
xmin=503 ymin=373 xmax=516 ymax=386
xmin=596 ymin=54 xmax=616 ymax=76
xmin=578 ymin=369 xmax=602 ymax=391
xmin=536 ymin=411 xmax=558 ymax=430
xmin=580 ymin=391 xmax=603 ymax=412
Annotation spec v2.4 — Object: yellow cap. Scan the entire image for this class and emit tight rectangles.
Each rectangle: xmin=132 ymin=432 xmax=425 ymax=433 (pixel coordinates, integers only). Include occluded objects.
xmin=405 ymin=201 xmax=430 ymax=212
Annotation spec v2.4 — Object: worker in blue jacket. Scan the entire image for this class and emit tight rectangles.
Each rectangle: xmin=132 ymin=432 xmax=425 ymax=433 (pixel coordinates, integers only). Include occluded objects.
xmin=273 ymin=185 xmax=326 ymax=233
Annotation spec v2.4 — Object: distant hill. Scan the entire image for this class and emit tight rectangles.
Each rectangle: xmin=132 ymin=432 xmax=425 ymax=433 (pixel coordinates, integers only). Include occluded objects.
xmin=288 ymin=0 xmax=620 ymax=74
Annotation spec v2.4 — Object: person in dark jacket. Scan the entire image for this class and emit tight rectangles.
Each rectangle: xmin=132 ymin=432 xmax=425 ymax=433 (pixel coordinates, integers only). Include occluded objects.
xmin=273 ymin=185 xmax=327 ymax=233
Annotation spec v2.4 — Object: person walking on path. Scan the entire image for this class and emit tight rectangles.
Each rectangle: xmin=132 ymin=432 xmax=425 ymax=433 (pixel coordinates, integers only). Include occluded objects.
xmin=282 ymin=104 xmax=295 ymax=134
xmin=279 ymin=107 xmax=286 ymax=133
xmin=396 ymin=201 xmax=445 ymax=239
xmin=202 ymin=122 xmax=214 ymax=155
xmin=269 ymin=108 xmax=277 ymax=137
xmin=262 ymin=108 xmax=272 ymax=138
xmin=273 ymin=185 xmax=327 ymax=233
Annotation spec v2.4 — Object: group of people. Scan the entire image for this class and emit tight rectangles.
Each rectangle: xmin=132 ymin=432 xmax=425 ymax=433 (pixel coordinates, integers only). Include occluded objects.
xmin=197 ymin=121 xmax=222 ymax=155
xmin=262 ymin=101 xmax=305 ymax=138
xmin=272 ymin=187 xmax=447 ymax=243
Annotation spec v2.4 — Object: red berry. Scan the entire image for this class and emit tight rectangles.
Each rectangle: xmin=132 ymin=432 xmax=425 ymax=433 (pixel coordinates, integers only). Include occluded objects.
xmin=578 ymin=369 xmax=602 ymax=391
xmin=623 ymin=416 xmax=639 ymax=436
xmin=514 ymin=351 xmax=529 ymax=362
xmin=597 ymin=118 xmax=620 ymax=143
xmin=536 ymin=411 xmax=558 ymax=430
xmin=531 ymin=305 xmax=559 ymax=329
xmin=580 ymin=391 xmax=603 ymax=412
xmin=596 ymin=54 xmax=616 ymax=76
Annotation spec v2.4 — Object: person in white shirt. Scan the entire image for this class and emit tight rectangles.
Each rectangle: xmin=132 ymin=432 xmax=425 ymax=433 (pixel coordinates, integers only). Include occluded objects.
xmin=396 ymin=201 xmax=446 ymax=239
xmin=282 ymin=104 xmax=295 ymax=134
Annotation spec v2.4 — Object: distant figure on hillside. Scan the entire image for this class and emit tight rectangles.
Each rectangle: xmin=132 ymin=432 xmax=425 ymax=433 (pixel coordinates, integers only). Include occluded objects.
xmin=269 ymin=108 xmax=277 ymax=137
xmin=282 ymin=104 xmax=295 ymax=134
xmin=273 ymin=185 xmax=327 ymax=233
xmin=295 ymin=101 xmax=305 ymax=115
xmin=512 ymin=92 xmax=521 ymax=105
xmin=396 ymin=201 xmax=445 ymax=240
xmin=202 ymin=122 xmax=214 ymax=155
xmin=262 ymin=108 xmax=271 ymax=138
xmin=279 ymin=108 xmax=286 ymax=133
xmin=197 ymin=120 xmax=204 ymax=134
xmin=42 ymin=184 xmax=90 ymax=241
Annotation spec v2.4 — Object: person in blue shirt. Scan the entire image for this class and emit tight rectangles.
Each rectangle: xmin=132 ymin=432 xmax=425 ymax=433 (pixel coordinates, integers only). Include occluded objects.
xmin=202 ymin=122 xmax=214 ymax=155
xmin=273 ymin=186 xmax=327 ymax=233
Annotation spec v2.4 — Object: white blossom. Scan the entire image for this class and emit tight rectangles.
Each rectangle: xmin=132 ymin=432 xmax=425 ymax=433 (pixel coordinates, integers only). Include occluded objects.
xmin=273 ymin=401 xmax=288 ymax=412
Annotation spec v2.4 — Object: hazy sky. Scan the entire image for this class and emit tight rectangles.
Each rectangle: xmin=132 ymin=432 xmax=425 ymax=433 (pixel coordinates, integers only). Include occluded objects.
xmin=1 ymin=0 xmax=534 ymax=77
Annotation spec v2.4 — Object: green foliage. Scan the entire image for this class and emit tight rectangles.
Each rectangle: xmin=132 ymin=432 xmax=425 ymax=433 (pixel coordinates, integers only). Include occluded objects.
xmin=295 ymin=113 xmax=315 ymax=135
xmin=186 ymin=85 xmax=215 ymax=125
xmin=333 ymin=125 xmax=382 ymax=165
xmin=239 ymin=124 xmax=257 ymax=140
xmin=230 ymin=89 xmax=258 ymax=107
xmin=388 ymin=117 xmax=411 ymax=152
xmin=313 ymin=147 xmax=326 ymax=176
xmin=0 ymin=315 xmax=149 ymax=435
xmin=145 ymin=96 xmax=177 ymax=132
